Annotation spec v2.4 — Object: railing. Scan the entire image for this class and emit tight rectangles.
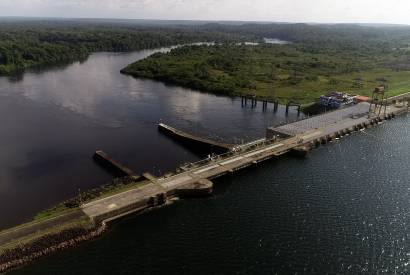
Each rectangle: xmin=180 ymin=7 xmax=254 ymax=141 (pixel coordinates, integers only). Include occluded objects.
xmin=387 ymin=92 xmax=410 ymax=102
xmin=172 ymin=137 xmax=278 ymax=176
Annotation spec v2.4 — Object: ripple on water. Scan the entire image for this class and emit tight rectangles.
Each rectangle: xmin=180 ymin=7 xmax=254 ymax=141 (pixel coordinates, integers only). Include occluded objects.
xmin=2 ymin=51 xmax=410 ymax=274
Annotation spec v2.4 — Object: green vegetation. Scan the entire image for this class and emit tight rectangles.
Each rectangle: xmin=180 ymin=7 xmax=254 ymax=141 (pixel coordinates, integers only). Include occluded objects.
xmin=121 ymin=24 xmax=410 ymax=103
xmin=1 ymin=177 xmax=146 ymax=234
xmin=0 ymin=20 xmax=255 ymax=75
xmin=5 ymin=20 xmax=410 ymax=102
xmin=33 ymin=177 xmax=149 ymax=222
xmin=0 ymin=177 xmax=148 ymax=254
xmin=122 ymin=43 xmax=410 ymax=104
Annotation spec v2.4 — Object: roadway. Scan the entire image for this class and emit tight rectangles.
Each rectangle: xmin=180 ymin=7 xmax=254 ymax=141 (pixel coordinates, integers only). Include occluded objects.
xmin=82 ymin=103 xmax=407 ymax=223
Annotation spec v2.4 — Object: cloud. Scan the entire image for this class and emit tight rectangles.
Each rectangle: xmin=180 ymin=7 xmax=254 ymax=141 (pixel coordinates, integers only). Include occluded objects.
xmin=1 ymin=0 xmax=410 ymax=24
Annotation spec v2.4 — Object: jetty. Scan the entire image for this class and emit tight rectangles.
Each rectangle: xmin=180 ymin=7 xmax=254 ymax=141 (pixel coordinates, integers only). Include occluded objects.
xmin=93 ymin=150 xmax=138 ymax=178
xmin=241 ymin=95 xmax=280 ymax=112
xmin=81 ymin=100 xmax=409 ymax=224
xmin=158 ymin=123 xmax=234 ymax=153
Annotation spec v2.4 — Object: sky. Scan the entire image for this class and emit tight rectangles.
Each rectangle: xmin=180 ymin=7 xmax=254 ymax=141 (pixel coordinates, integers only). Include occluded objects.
xmin=0 ymin=0 xmax=410 ymax=24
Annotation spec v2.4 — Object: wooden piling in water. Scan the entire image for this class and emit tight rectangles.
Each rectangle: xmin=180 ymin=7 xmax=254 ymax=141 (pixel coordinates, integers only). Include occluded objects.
xmin=286 ymin=101 xmax=301 ymax=116
xmin=262 ymin=101 xmax=268 ymax=111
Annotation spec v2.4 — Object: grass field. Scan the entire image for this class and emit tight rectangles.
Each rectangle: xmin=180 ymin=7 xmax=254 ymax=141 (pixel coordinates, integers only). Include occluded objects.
xmin=271 ymin=69 xmax=410 ymax=103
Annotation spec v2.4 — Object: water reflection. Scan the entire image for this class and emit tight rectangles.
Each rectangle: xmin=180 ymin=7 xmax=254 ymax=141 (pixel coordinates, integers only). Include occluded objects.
xmin=2 ymin=46 xmax=409 ymax=274
xmin=0 ymin=48 xmax=299 ymax=229
xmin=12 ymin=114 xmax=410 ymax=275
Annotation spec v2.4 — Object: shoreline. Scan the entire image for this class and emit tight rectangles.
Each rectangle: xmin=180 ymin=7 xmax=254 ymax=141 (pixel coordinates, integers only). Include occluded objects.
xmin=0 ymin=200 xmax=179 ymax=274
xmin=0 ymin=177 xmax=148 ymax=274
xmin=120 ymin=69 xmax=277 ymax=103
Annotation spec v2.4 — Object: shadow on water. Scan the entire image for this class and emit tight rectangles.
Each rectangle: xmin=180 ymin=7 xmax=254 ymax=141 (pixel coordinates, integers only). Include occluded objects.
xmin=6 ymin=57 xmax=90 ymax=83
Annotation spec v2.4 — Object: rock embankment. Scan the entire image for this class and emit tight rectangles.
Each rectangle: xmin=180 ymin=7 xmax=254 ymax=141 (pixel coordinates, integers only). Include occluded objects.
xmin=0 ymin=223 xmax=106 ymax=273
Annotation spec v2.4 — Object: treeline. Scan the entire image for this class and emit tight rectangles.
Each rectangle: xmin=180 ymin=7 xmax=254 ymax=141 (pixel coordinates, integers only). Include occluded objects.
xmin=121 ymin=40 xmax=410 ymax=103
xmin=0 ymin=20 xmax=255 ymax=75
xmin=200 ymin=23 xmax=410 ymax=55
xmin=4 ymin=20 xmax=410 ymax=77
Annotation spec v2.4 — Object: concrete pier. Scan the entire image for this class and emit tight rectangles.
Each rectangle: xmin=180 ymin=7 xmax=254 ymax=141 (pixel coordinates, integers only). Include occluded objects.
xmin=158 ymin=123 xmax=234 ymax=153
xmin=176 ymin=179 xmax=214 ymax=198
xmin=93 ymin=151 xmax=138 ymax=178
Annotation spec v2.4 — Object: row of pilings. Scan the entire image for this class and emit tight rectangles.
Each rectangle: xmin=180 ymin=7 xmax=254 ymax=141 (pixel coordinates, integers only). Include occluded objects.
xmin=241 ymin=96 xmax=301 ymax=116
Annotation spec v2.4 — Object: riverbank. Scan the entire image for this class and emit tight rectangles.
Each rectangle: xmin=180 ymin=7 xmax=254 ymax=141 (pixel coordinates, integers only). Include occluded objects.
xmin=0 ymin=20 xmax=259 ymax=76
xmin=121 ymin=44 xmax=410 ymax=104
xmin=0 ymin=47 xmax=296 ymax=271
xmin=2 ymin=33 xmax=410 ymax=272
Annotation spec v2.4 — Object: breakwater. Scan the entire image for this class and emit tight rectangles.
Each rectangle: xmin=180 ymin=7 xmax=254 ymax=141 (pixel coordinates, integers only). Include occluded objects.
xmin=0 ymin=223 xmax=106 ymax=273
xmin=158 ymin=123 xmax=234 ymax=153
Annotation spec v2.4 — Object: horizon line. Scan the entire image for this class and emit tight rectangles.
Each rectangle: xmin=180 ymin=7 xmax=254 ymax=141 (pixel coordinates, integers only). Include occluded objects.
xmin=0 ymin=16 xmax=409 ymax=27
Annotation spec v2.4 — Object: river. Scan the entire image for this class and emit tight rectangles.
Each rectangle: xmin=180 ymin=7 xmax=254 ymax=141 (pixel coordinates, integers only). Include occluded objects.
xmin=0 ymin=48 xmax=299 ymax=229
xmin=2 ymin=48 xmax=410 ymax=274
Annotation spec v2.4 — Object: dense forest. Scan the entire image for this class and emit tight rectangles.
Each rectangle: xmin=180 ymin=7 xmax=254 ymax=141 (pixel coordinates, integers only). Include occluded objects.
xmin=122 ymin=24 xmax=410 ymax=103
xmin=4 ymin=20 xmax=410 ymax=103
xmin=0 ymin=20 xmax=255 ymax=75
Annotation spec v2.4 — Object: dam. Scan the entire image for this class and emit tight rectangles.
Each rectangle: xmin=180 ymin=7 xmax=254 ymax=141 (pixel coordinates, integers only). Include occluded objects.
xmin=81 ymin=100 xmax=409 ymax=224
xmin=1 ymin=96 xmax=409 ymax=264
